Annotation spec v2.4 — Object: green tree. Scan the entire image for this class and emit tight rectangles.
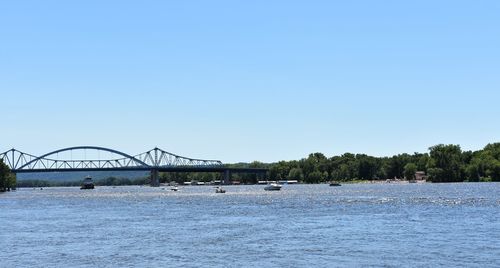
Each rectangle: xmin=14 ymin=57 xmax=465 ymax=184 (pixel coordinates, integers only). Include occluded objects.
xmin=330 ymin=153 xmax=359 ymax=180
xmin=386 ymin=154 xmax=411 ymax=179
xmin=477 ymin=143 xmax=500 ymax=181
xmin=415 ymin=153 xmax=430 ymax=172
xmin=301 ymin=153 xmax=328 ymax=175
xmin=427 ymin=144 xmax=464 ymax=182
xmin=465 ymin=163 xmax=480 ymax=182
xmin=404 ymin=163 xmax=417 ymax=181
xmin=487 ymin=160 xmax=500 ymax=181
xmin=268 ymin=165 xmax=280 ymax=181
xmin=269 ymin=161 xmax=293 ymax=181
xmin=334 ymin=164 xmax=351 ymax=181
xmin=288 ymin=168 xmax=304 ymax=181
xmin=305 ymin=170 xmax=324 ymax=184
xmin=0 ymin=159 xmax=16 ymax=191
xmin=357 ymin=154 xmax=378 ymax=180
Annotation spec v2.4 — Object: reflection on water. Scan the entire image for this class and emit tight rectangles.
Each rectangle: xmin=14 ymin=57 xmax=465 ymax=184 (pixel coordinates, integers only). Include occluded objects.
xmin=1 ymin=183 xmax=499 ymax=267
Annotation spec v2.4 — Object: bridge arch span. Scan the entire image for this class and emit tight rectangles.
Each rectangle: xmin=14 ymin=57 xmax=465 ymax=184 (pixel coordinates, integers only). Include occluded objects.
xmin=17 ymin=146 xmax=149 ymax=170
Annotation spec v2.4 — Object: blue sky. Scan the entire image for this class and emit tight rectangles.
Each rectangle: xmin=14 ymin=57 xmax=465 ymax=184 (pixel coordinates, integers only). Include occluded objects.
xmin=1 ymin=1 xmax=499 ymax=163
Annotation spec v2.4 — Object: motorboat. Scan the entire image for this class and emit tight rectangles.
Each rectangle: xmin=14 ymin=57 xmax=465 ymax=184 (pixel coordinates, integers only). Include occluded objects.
xmin=170 ymin=186 xmax=179 ymax=191
xmin=215 ymin=186 xmax=226 ymax=193
xmin=264 ymin=183 xmax=282 ymax=191
xmin=329 ymin=182 xmax=341 ymax=186
xmin=80 ymin=176 xmax=94 ymax=190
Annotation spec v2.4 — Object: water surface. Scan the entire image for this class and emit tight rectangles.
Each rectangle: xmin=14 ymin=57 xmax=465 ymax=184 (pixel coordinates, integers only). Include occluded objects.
xmin=1 ymin=183 xmax=499 ymax=267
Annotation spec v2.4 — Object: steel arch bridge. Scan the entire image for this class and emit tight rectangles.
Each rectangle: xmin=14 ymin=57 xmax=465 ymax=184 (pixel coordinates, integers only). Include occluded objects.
xmin=0 ymin=146 xmax=267 ymax=186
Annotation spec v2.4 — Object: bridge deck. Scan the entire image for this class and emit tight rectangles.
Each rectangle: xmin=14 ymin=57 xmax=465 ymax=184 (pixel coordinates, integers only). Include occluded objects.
xmin=12 ymin=167 xmax=268 ymax=173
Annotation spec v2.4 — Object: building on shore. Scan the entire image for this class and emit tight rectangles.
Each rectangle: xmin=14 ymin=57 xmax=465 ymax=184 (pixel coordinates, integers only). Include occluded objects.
xmin=415 ymin=171 xmax=427 ymax=181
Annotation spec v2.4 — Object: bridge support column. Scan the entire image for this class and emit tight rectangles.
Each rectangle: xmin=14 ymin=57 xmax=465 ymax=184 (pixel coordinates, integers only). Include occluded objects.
xmin=150 ymin=169 xmax=160 ymax=187
xmin=223 ymin=170 xmax=231 ymax=185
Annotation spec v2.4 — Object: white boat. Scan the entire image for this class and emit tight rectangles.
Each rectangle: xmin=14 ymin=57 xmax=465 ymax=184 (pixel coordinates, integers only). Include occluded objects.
xmin=170 ymin=186 xmax=179 ymax=191
xmin=264 ymin=183 xmax=282 ymax=191
xmin=215 ymin=186 xmax=226 ymax=193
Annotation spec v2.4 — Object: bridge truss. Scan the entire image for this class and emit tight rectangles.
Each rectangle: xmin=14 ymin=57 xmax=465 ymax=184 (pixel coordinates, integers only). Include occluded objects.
xmin=0 ymin=146 xmax=223 ymax=172
xmin=0 ymin=146 xmax=268 ymax=186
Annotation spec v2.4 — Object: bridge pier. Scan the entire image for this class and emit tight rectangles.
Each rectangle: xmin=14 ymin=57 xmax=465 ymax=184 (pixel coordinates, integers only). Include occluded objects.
xmin=150 ymin=169 xmax=160 ymax=187
xmin=223 ymin=170 xmax=231 ymax=185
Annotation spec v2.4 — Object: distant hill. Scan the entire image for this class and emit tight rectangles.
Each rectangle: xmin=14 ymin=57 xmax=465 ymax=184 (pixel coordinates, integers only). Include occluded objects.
xmin=17 ymin=171 xmax=148 ymax=182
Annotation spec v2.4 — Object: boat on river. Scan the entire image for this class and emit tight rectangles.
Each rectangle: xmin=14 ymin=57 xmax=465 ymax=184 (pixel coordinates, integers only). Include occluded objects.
xmin=264 ymin=183 xmax=282 ymax=191
xmin=329 ymin=182 xmax=341 ymax=186
xmin=80 ymin=176 xmax=94 ymax=190
xmin=215 ymin=186 xmax=226 ymax=193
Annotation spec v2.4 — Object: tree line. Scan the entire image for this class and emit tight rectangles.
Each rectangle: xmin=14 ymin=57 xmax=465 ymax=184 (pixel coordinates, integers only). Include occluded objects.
xmin=269 ymin=143 xmax=500 ymax=183
xmin=228 ymin=143 xmax=500 ymax=184
xmin=157 ymin=143 xmax=500 ymax=184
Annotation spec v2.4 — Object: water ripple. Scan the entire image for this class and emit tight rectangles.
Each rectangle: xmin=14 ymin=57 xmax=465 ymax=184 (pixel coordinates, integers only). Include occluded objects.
xmin=1 ymin=183 xmax=499 ymax=267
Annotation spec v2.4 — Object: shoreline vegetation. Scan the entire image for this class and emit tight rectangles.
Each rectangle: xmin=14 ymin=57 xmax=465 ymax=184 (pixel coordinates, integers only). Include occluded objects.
xmin=0 ymin=159 xmax=16 ymax=192
xmin=4 ymin=142 xmax=500 ymax=188
xmin=224 ymin=142 xmax=500 ymax=185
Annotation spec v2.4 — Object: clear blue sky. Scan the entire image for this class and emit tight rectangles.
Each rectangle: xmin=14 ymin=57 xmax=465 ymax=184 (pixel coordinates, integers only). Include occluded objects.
xmin=1 ymin=1 xmax=499 ymax=163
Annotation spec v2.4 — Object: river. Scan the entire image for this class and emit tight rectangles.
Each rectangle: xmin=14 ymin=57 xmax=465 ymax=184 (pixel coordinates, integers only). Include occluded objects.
xmin=1 ymin=183 xmax=499 ymax=267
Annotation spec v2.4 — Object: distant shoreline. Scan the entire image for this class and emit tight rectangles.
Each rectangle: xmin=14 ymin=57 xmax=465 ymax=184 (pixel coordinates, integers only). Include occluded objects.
xmin=14 ymin=179 xmax=499 ymax=188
